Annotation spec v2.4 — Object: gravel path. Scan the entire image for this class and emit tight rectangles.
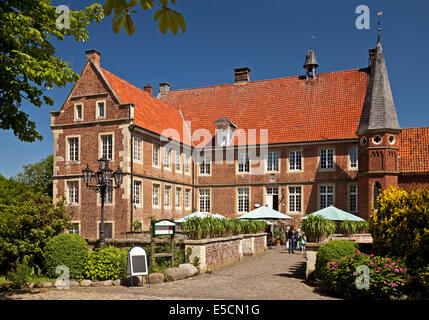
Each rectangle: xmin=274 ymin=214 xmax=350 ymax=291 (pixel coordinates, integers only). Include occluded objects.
xmin=1 ymin=246 xmax=336 ymax=300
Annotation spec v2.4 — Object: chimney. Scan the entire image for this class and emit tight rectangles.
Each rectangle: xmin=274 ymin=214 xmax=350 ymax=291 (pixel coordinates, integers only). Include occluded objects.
xmin=234 ymin=67 xmax=251 ymax=84
xmin=158 ymin=82 xmax=170 ymax=97
xmin=368 ymin=48 xmax=377 ymax=66
xmin=144 ymin=85 xmax=153 ymax=96
xmin=85 ymin=49 xmax=101 ymax=66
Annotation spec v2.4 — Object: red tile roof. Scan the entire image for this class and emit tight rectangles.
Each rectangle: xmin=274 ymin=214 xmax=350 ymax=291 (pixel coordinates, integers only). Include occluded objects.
xmin=399 ymin=127 xmax=429 ymax=173
xmin=101 ymin=68 xmax=191 ymax=145
xmin=161 ymin=68 xmax=370 ymax=146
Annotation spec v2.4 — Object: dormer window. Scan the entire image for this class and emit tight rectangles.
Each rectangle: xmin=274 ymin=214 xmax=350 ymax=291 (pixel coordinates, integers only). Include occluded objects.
xmin=214 ymin=116 xmax=237 ymax=147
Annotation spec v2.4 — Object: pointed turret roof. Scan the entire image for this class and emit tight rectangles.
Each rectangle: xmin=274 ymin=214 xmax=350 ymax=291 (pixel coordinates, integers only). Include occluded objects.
xmin=357 ymin=35 xmax=400 ymax=135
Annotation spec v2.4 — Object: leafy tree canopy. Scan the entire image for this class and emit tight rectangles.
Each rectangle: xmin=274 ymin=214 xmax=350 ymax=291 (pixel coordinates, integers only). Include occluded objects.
xmin=0 ymin=0 xmax=104 ymax=142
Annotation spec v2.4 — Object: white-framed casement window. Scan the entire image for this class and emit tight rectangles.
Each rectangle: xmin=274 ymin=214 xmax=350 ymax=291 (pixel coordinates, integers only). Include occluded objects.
xmin=67 ymin=137 xmax=79 ymax=162
xmin=320 ymin=148 xmax=334 ymax=170
xmin=319 ymin=185 xmax=334 ymax=209
xmin=199 ymin=155 xmax=211 ymax=175
xmin=238 ymin=153 xmax=250 ymax=173
xmin=175 ymin=187 xmax=182 ymax=208
xmin=349 ymin=147 xmax=358 ymax=170
xmin=68 ymin=222 xmax=80 ymax=235
xmin=152 ymin=184 xmax=160 ymax=207
xmin=66 ymin=180 xmax=79 ymax=205
xmin=164 ymin=185 xmax=171 ymax=207
xmin=100 ymin=134 xmax=113 ymax=160
xmin=184 ymin=153 xmax=190 ymax=174
xmin=101 ymin=179 xmax=113 ymax=205
xmin=288 ymin=186 xmax=302 ymax=213
xmin=349 ymin=185 xmax=358 ymax=213
xmin=133 ymin=180 xmax=142 ymax=206
xmin=96 ymin=100 xmax=106 ymax=119
xmin=289 ymin=150 xmax=302 ymax=171
xmin=164 ymin=148 xmax=171 ymax=170
xmin=175 ymin=151 xmax=181 ymax=172
xmin=199 ymin=189 xmax=210 ymax=213
xmin=74 ymin=103 xmax=83 ymax=121
xmin=184 ymin=189 xmax=191 ymax=209
xmin=237 ymin=188 xmax=250 ymax=213
xmin=267 ymin=151 xmax=279 ymax=172
xmin=133 ymin=136 xmax=142 ymax=163
xmin=153 ymin=144 xmax=160 ymax=167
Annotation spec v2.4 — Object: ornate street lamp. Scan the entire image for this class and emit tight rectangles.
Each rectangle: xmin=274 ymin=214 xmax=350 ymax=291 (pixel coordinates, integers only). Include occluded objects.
xmin=82 ymin=158 xmax=124 ymax=244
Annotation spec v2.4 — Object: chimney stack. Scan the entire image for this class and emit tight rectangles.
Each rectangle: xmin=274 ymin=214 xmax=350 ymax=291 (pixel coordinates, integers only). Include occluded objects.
xmin=234 ymin=67 xmax=251 ymax=84
xmin=85 ymin=49 xmax=101 ymax=67
xmin=158 ymin=82 xmax=170 ymax=97
xmin=144 ymin=85 xmax=153 ymax=96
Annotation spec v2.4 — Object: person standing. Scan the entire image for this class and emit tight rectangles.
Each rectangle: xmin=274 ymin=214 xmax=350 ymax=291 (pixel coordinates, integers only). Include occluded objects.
xmin=294 ymin=229 xmax=299 ymax=251
xmin=287 ymin=226 xmax=295 ymax=254
xmin=300 ymin=232 xmax=307 ymax=254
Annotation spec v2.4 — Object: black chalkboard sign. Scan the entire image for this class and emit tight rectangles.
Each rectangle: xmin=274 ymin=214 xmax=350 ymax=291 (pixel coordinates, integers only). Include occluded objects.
xmin=132 ymin=255 xmax=146 ymax=274
xmin=127 ymin=247 xmax=148 ymax=276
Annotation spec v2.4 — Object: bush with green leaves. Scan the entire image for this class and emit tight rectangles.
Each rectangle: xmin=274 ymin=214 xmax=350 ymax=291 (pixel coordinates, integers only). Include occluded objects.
xmin=82 ymin=246 xmax=128 ymax=281
xmin=43 ymin=233 xmax=89 ymax=279
xmin=339 ymin=220 xmax=370 ymax=235
xmin=6 ymin=257 xmax=32 ymax=289
xmin=301 ymin=215 xmax=336 ymax=242
xmin=315 ymin=240 xmax=358 ymax=280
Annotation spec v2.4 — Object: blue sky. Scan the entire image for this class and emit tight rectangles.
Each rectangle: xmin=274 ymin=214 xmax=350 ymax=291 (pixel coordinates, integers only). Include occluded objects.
xmin=1 ymin=0 xmax=428 ymax=178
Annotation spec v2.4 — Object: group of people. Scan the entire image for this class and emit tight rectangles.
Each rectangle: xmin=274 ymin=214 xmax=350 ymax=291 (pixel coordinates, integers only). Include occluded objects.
xmin=286 ymin=226 xmax=306 ymax=254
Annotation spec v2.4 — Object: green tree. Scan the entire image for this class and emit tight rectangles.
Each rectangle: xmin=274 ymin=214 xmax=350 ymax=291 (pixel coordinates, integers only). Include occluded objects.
xmin=103 ymin=0 xmax=186 ymax=35
xmin=0 ymin=194 xmax=70 ymax=274
xmin=16 ymin=155 xmax=53 ymax=197
xmin=0 ymin=0 xmax=104 ymax=142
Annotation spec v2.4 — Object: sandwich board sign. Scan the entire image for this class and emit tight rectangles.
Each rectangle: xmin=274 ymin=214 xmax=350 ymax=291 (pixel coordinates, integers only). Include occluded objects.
xmin=152 ymin=219 xmax=176 ymax=237
xmin=127 ymin=246 xmax=150 ymax=288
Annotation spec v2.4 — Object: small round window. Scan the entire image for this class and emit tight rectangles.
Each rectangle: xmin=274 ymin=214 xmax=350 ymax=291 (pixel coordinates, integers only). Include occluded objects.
xmin=360 ymin=137 xmax=368 ymax=146
xmin=372 ymin=135 xmax=382 ymax=145
xmin=388 ymin=135 xmax=396 ymax=145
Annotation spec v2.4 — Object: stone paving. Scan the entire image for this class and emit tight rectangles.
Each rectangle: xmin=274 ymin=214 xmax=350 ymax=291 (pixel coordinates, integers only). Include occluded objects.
xmin=1 ymin=246 xmax=336 ymax=300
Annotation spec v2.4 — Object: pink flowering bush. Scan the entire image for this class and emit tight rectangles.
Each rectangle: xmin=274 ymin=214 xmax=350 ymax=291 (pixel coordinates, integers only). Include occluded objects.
xmin=321 ymin=249 xmax=410 ymax=299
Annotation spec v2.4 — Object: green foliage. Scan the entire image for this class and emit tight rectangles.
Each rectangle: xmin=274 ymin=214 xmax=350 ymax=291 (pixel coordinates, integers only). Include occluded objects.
xmin=315 ymin=240 xmax=358 ymax=280
xmin=6 ymin=257 xmax=32 ymax=289
xmin=43 ymin=233 xmax=89 ymax=279
xmin=339 ymin=220 xmax=357 ymax=235
xmin=0 ymin=0 xmax=104 ymax=142
xmin=0 ymin=195 xmax=70 ymax=274
xmin=273 ymin=230 xmax=283 ymax=241
xmin=82 ymin=246 xmax=128 ymax=281
xmin=131 ymin=220 xmax=142 ymax=231
xmin=370 ymin=187 xmax=429 ymax=269
xmin=301 ymin=215 xmax=336 ymax=242
xmin=321 ymin=250 xmax=412 ymax=299
xmin=104 ymin=0 xmax=185 ymax=36
xmin=15 ymin=155 xmax=53 ymax=198
xmin=183 ymin=217 xmax=267 ymax=240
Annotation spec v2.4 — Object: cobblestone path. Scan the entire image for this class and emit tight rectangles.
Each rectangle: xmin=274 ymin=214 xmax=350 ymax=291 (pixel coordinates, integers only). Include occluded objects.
xmin=2 ymin=246 xmax=336 ymax=300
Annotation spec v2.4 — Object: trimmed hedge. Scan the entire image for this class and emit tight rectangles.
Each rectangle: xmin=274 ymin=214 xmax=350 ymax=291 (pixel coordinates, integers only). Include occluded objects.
xmin=315 ymin=240 xmax=358 ymax=280
xmin=43 ymin=233 xmax=89 ymax=279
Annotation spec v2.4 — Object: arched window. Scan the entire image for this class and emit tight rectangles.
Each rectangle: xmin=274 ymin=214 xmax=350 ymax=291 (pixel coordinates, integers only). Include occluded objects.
xmin=373 ymin=181 xmax=382 ymax=210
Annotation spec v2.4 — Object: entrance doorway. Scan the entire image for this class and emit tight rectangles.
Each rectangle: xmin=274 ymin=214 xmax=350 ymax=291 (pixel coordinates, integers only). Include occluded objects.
xmin=266 ymin=187 xmax=279 ymax=211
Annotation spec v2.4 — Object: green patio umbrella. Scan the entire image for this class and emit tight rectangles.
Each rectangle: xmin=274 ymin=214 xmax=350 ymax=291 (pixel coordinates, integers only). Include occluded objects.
xmin=237 ymin=206 xmax=292 ymax=220
xmin=301 ymin=206 xmax=365 ymax=222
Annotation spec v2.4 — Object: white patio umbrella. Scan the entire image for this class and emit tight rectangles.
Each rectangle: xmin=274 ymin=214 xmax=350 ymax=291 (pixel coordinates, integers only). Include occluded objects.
xmin=237 ymin=206 xmax=292 ymax=220
xmin=301 ymin=206 xmax=365 ymax=222
xmin=175 ymin=212 xmax=226 ymax=223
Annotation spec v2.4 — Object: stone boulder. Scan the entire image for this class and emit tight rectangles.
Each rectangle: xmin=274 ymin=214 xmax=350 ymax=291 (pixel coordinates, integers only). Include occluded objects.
xmin=179 ymin=264 xmax=198 ymax=277
xmin=113 ymin=279 xmax=121 ymax=286
xmin=91 ymin=280 xmax=113 ymax=287
xmin=80 ymin=280 xmax=93 ymax=287
xmin=149 ymin=273 xmax=164 ymax=284
xmin=122 ymin=276 xmax=142 ymax=287
xmin=164 ymin=267 xmax=187 ymax=281
xmin=69 ymin=280 xmax=80 ymax=287
xmin=37 ymin=281 xmax=53 ymax=288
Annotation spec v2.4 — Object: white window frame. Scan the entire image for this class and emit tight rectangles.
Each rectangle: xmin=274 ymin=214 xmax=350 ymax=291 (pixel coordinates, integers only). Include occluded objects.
xmin=99 ymin=133 xmax=114 ymax=160
xmin=199 ymin=155 xmax=211 ymax=176
xmin=68 ymin=221 xmax=81 ymax=235
xmin=133 ymin=180 xmax=142 ymax=207
xmin=319 ymin=184 xmax=335 ymax=209
xmin=349 ymin=147 xmax=358 ymax=170
xmin=152 ymin=144 xmax=160 ymax=168
xmin=74 ymin=103 xmax=83 ymax=122
xmin=237 ymin=153 xmax=250 ymax=174
xmin=199 ymin=189 xmax=210 ymax=213
xmin=175 ymin=187 xmax=182 ymax=209
xmin=237 ymin=187 xmax=250 ymax=214
xmin=319 ymin=148 xmax=335 ymax=171
xmin=288 ymin=186 xmax=302 ymax=213
xmin=96 ymin=100 xmax=106 ymax=119
xmin=349 ymin=184 xmax=359 ymax=214
xmin=66 ymin=135 xmax=80 ymax=163
xmin=164 ymin=185 xmax=171 ymax=208
xmin=133 ymin=136 xmax=142 ymax=164
xmin=266 ymin=151 xmax=280 ymax=172
xmin=289 ymin=150 xmax=303 ymax=171
xmin=164 ymin=148 xmax=171 ymax=170
xmin=184 ymin=152 xmax=191 ymax=174
xmin=97 ymin=179 xmax=114 ymax=206
xmin=184 ymin=189 xmax=191 ymax=209
xmin=97 ymin=221 xmax=114 ymax=239
xmin=66 ymin=180 xmax=80 ymax=206
xmin=175 ymin=151 xmax=182 ymax=172
xmin=152 ymin=184 xmax=160 ymax=208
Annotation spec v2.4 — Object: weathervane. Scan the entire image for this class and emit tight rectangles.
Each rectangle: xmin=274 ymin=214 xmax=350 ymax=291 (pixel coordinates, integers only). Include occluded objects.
xmin=310 ymin=35 xmax=316 ymax=48
xmin=377 ymin=11 xmax=383 ymax=43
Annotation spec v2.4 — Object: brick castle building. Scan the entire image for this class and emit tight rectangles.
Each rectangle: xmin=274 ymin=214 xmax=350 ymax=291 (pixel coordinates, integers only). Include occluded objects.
xmin=51 ymin=34 xmax=429 ymax=239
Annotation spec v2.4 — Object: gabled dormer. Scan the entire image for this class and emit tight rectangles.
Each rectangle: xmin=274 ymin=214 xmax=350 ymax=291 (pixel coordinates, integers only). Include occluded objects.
xmin=214 ymin=116 xmax=237 ymax=147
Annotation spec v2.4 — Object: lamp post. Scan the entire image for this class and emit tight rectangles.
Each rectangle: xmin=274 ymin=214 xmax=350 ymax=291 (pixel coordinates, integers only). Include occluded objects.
xmin=82 ymin=157 xmax=124 ymax=245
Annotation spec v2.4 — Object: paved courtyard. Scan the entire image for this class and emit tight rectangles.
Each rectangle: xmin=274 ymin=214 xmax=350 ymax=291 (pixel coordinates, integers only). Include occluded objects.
xmin=1 ymin=246 xmax=336 ymax=300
